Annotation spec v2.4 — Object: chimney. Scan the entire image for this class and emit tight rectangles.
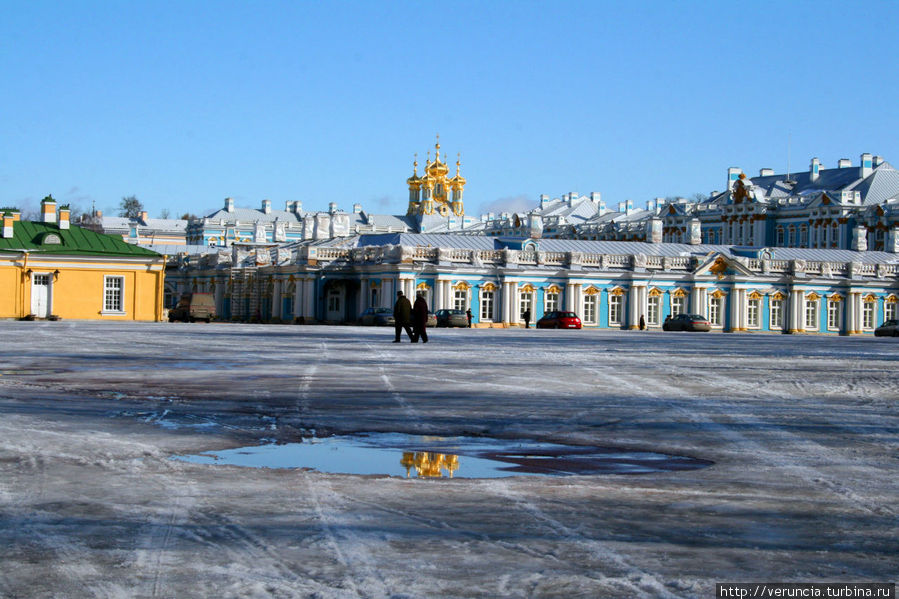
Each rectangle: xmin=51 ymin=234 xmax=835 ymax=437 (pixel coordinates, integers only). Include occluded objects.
xmin=851 ymin=226 xmax=867 ymax=251
xmin=353 ymin=203 xmax=362 ymax=214
xmin=2 ymin=212 xmax=14 ymax=238
xmin=838 ymin=158 xmax=851 ymax=168
xmin=688 ymin=218 xmax=702 ymax=245
xmin=860 ymin=153 xmax=873 ymax=178
xmin=224 ymin=197 xmax=235 ymax=213
xmin=328 ymin=202 xmax=338 ymax=214
xmin=539 ymin=194 xmax=550 ymax=208
xmin=58 ymin=206 xmax=70 ymax=230
xmin=759 ymin=168 xmax=774 ymax=177
xmin=809 ymin=157 xmax=820 ymax=182
xmin=139 ymin=210 xmax=148 ymax=222
xmin=262 ymin=199 xmax=272 ymax=214
xmin=41 ymin=196 xmax=57 ymax=223
xmin=874 ymin=155 xmax=884 ymax=167
xmin=887 ymin=227 xmax=899 ymax=253
xmin=646 ymin=217 xmax=662 ymax=243
xmin=284 ymin=200 xmax=293 ymax=212
xmin=94 ymin=209 xmax=102 ymax=219
xmin=727 ymin=167 xmax=742 ymax=191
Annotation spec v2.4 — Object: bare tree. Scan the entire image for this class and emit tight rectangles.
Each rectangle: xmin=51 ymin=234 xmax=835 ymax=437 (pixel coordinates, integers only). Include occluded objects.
xmin=118 ymin=195 xmax=143 ymax=218
xmin=159 ymin=208 xmax=171 ymax=219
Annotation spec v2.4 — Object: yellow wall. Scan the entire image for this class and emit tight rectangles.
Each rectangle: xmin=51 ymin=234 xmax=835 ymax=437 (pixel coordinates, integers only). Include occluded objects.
xmin=0 ymin=255 xmax=164 ymax=321
xmin=0 ymin=265 xmax=23 ymax=318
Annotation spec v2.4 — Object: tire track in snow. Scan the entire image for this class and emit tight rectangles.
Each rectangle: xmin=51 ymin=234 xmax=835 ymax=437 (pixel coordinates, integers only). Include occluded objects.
xmin=302 ymin=472 xmax=393 ymax=599
xmin=486 ymin=480 xmax=682 ymax=599
xmin=600 ymin=364 xmax=897 ymax=520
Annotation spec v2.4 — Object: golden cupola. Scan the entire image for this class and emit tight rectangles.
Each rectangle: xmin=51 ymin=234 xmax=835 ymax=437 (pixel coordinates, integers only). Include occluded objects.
xmin=406 ymin=135 xmax=466 ymax=219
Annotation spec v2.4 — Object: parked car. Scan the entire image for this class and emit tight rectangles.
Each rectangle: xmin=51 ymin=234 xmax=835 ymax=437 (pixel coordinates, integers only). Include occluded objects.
xmin=874 ymin=319 xmax=899 ymax=336
xmin=426 ymin=312 xmax=437 ymax=327
xmin=360 ymin=307 xmax=395 ymax=326
xmin=536 ymin=311 xmax=582 ymax=329
xmin=434 ymin=309 xmax=468 ymax=328
xmin=662 ymin=313 xmax=711 ymax=332
xmin=168 ymin=292 xmax=216 ymax=323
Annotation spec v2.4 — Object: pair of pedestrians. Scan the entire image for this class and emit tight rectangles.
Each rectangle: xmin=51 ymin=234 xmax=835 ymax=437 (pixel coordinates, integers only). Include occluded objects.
xmin=393 ymin=291 xmax=428 ymax=343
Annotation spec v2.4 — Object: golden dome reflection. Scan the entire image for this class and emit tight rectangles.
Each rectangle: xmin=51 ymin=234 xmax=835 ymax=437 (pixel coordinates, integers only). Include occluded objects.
xmin=401 ymin=451 xmax=461 ymax=478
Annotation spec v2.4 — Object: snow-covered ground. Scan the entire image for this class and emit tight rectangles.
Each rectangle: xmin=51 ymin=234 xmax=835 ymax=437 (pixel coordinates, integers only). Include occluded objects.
xmin=0 ymin=321 xmax=896 ymax=598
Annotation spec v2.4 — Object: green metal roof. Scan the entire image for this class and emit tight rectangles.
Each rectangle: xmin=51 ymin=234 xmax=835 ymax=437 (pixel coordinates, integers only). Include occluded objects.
xmin=0 ymin=221 xmax=161 ymax=257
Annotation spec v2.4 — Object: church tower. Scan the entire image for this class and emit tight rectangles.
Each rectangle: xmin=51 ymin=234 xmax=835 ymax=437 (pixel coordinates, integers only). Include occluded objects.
xmin=406 ymin=135 xmax=466 ymax=221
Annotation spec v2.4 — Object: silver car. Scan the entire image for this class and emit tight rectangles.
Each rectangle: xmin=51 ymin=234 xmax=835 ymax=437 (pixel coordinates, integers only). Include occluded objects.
xmin=359 ymin=307 xmax=395 ymax=326
xmin=434 ymin=309 xmax=468 ymax=328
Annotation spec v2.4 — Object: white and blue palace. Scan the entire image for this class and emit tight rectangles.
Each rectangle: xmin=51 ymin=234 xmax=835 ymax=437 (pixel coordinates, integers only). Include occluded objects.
xmin=165 ymin=141 xmax=899 ymax=335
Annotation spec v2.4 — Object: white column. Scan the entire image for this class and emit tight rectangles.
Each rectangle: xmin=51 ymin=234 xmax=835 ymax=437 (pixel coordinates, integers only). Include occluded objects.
xmin=565 ymin=282 xmax=576 ymax=312
xmin=358 ymin=277 xmax=368 ymax=315
xmin=848 ymin=292 xmax=861 ymax=334
xmin=788 ymin=288 xmax=803 ymax=333
xmin=628 ymin=284 xmax=645 ymax=329
xmin=293 ymin=279 xmax=302 ymax=318
xmin=728 ymin=288 xmax=740 ymax=332
xmin=502 ymin=281 xmax=513 ymax=325
xmin=690 ymin=286 xmax=702 ymax=315
xmin=272 ymin=280 xmax=281 ymax=319
xmin=303 ymin=277 xmax=315 ymax=320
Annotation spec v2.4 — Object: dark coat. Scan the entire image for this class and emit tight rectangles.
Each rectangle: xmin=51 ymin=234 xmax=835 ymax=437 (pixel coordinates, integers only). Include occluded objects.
xmin=393 ymin=295 xmax=412 ymax=324
xmin=412 ymin=296 xmax=429 ymax=326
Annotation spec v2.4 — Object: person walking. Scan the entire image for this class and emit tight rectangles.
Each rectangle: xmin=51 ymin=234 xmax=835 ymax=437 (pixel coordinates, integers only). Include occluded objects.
xmin=639 ymin=314 xmax=646 ymax=330
xmin=393 ymin=291 xmax=414 ymax=342
xmin=523 ymin=309 xmax=531 ymax=329
xmin=465 ymin=308 xmax=472 ymax=328
xmin=411 ymin=292 xmax=429 ymax=343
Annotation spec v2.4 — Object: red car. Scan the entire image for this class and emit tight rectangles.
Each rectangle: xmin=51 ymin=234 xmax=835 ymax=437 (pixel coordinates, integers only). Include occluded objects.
xmin=536 ymin=311 xmax=582 ymax=329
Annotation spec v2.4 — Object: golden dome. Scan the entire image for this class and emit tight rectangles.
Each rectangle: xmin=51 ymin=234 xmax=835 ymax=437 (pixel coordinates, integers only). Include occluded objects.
xmin=448 ymin=155 xmax=466 ymax=189
xmin=406 ymin=158 xmax=422 ymax=188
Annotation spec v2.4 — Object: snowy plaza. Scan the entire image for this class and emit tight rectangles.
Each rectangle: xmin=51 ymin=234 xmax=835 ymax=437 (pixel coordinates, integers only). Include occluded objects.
xmin=0 ymin=321 xmax=896 ymax=598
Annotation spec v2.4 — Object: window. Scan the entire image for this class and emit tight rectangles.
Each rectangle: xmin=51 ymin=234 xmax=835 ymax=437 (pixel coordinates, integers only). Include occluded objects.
xmin=608 ymin=294 xmax=622 ymax=326
xmin=545 ymin=291 xmax=559 ymax=313
xmin=104 ymin=276 xmax=124 ymax=313
xmin=862 ymin=300 xmax=876 ymax=330
xmin=518 ymin=291 xmax=533 ymax=322
xmin=770 ymin=298 xmax=783 ymax=330
xmin=370 ymin=286 xmax=379 ymax=309
xmin=788 ymin=226 xmax=796 ymax=247
xmin=708 ymin=296 xmax=723 ymax=326
xmin=800 ymin=225 xmax=808 ymax=247
xmin=805 ymin=297 xmax=819 ymax=330
xmin=453 ymin=288 xmax=468 ymax=311
xmin=885 ymin=300 xmax=897 ymax=322
xmin=480 ymin=290 xmax=494 ymax=321
xmin=647 ymin=295 xmax=660 ymax=326
xmin=827 ymin=299 xmax=842 ymax=330
xmin=327 ymin=288 xmax=340 ymax=312
xmin=583 ymin=294 xmax=597 ymax=324
xmin=747 ymin=297 xmax=760 ymax=328
xmin=776 ymin=227 xmax=785 ymax=246
xmin=671 ymin=295 xmax=685 ymax=317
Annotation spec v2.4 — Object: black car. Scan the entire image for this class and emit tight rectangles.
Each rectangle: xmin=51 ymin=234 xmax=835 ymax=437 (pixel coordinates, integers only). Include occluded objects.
xmin=874 ymin=319 xmax=899 ymax=336
xmin=662 ymin=313 xmax=711 ymax=332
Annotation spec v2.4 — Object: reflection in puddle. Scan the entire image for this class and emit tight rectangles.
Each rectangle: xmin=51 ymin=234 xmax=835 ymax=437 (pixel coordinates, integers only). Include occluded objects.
xmin=176 ymin=433 xmax=712 ymax=478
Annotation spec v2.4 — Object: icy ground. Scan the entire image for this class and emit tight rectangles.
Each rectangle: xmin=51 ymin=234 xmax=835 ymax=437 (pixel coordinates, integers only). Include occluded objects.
xmin=0 ymin=321 xmax=896 ymax=598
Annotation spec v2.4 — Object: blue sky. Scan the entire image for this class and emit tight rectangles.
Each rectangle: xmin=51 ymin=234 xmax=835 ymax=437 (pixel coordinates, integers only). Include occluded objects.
xmin=2 ymin=1 xmax=898 ymax=220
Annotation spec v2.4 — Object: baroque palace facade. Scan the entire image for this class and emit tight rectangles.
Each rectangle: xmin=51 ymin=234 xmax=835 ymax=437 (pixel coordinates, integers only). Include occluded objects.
xmin=163 ymin=144 xmax=899 ymax=334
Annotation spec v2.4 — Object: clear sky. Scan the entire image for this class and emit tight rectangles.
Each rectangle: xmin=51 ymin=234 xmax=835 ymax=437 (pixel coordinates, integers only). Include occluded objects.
xmin=3 ymin=1 xmax=898 ymax=220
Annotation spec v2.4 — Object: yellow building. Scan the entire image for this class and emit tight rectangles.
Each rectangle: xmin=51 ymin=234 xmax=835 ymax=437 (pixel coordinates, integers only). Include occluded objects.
xmin=0 ymin=198 xmax=166 ymax=321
